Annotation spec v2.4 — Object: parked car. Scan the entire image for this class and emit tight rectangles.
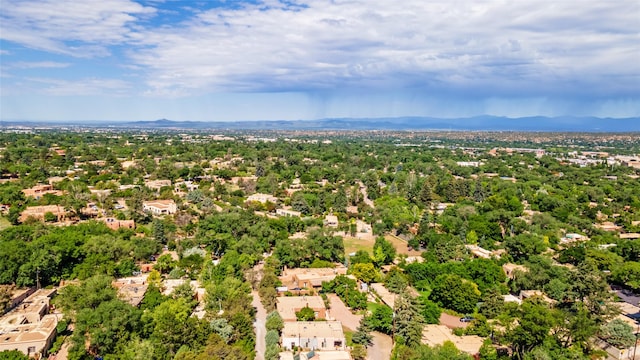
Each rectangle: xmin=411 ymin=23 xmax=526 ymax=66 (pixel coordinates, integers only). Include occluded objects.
xmin=460 ymin=316 xmax=475 ymax=323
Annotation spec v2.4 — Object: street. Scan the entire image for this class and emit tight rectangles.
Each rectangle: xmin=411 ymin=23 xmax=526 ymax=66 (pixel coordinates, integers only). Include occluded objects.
xmin=252 ymin=290 xmax=267 ymax=360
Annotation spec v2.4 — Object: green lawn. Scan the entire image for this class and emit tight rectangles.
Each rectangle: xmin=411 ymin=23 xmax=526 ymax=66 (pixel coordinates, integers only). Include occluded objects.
xmin=343 ymin=236 xmax=375 ymax=256
xmin=0 ymin=217 xmax=12 ymax=231
xmin=367 ymin=301 xmax=388 ymax=313
xmin=344 ymin=328 xmax=354 ymax=346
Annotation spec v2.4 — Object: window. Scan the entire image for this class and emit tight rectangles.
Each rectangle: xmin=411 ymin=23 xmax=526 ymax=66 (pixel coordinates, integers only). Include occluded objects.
xmin=28 ymin=346 xmax=36 ymax=354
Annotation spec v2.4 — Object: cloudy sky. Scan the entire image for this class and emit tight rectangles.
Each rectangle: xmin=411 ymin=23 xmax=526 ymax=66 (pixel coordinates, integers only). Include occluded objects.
xmin=1 ymin=0 xmax=639 ymax=122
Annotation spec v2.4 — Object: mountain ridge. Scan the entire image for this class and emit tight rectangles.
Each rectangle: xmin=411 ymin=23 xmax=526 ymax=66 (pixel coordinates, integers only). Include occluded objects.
xmin=2 ymin=116 xmax=639 ymax=132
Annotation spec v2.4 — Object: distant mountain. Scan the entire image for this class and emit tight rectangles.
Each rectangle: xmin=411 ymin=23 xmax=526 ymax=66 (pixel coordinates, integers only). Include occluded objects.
xmin=117 ymin=116 xmax=640 ymax=132
xmin=3 ymin=116 xmax=639 ymax=131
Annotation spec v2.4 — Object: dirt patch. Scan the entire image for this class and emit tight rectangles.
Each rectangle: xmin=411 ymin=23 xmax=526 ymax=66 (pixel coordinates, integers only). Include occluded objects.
xmin=384 ymin=234 xmax=423 ymax=256
xmin=344 ymin=233 xmax=423 ymax=257
xmin=343 ymin=235 xmax=376 ymax=256
xmin=439 ymin=312 xmax=470 ymax=329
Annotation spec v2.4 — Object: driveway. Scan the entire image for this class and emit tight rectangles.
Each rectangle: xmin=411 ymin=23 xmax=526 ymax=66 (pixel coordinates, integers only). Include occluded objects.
xmin=439 ymin=312 xmax=470 ymax=329
xmin=252 ymin=290 xmax=267 ymax=360
xmin=327 ymin=294 xmax=362 ymax=331
xmin=367 ymin=332 xmax=393 ymax=360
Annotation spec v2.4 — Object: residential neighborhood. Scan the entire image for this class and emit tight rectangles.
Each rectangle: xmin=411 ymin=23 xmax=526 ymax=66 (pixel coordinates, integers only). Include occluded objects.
xmin=0 ymin=129 xmax=639 ymax=360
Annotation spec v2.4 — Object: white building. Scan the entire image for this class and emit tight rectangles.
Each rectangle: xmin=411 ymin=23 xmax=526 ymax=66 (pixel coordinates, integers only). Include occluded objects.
xmin=324 ymin=215 xmax=339 ymax=228
xmin=144 ymin=179 xmax=172 ymax=191
xmin=247 ymin=193 xmax=278 ymax=204
xmin=282 ymin=321 xmax=345 ymax=351
xmin=143 ymin=199 xmax=177 ymax=215
xmin=0 ymin=289 xmax=59 ymax=358
xmin=276 ymin=208 xmax=302 ymax=217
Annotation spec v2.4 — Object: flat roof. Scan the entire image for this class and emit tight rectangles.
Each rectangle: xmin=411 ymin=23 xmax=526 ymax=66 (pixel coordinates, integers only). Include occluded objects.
xmin=0 ymin=290 xmax=59 ymax=347
xmin=277 ymin=296 xmax=326 ymax=320
xmin=422 ymin=324 xmax=483 ymax=355
xmin=369 ymin=283 xmax=396 ymax=308
xmin=282 ymin=321 xmax=344 ymax=339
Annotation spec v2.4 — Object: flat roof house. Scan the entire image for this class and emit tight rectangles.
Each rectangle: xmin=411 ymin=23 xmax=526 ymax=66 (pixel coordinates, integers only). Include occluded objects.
xmin=502 ymin=263 xmax=528 ymax=280
xmin=21 ymin=184 xmax=64 ymax=200
xmin=247 ymin=193 xmax=278 ymax=204
xmin=324 ymin=215 xmax=339 ymax=228
xmin=113 ymin=275 xmax=149 ymax=307
xmin=19 ymin=205 xmax=66 ymax=223
xmin=144 ymin=179 xmax=172 ymax=191
xmin=0 ymin=289 xmax=59 ymax=358
xmin=276 ymin=208 xmax=302 ymax=218
xmin=102 ymin=218 xmax=135 ymax=230
xmin=276 ymin=296 xmax=327 ymax=321
xmin=143 ymin=200 xmax=177 ymax=215
xmin=279 ymin=267 xmax=348 ymax=291
xmin=282 ymin=321 xmax=345 ymax=351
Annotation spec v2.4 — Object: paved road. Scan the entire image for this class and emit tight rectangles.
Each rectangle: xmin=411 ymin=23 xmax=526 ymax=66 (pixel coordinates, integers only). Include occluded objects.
xmin=367 ymin=332 xmax=393 ymax=360
xmin=49 ymin=342 xmax=69 ymax=360
xmin=327 ymin=294 xmax=362 ymax=330
xmin=252 ymin=290 xmax=267 ymax=360
xmin=357 ymin=181 xmax=375 ymax=209
xmin=613 ymin=287 xmax=640 ymax=306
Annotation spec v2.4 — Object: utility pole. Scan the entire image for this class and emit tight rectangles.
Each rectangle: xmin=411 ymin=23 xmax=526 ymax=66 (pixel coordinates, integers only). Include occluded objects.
xmin=36 ymin=267 xmax=40 ymax=290
xmin=633 ymin=323 xmax=639 ymax=360
xmin=392 ymin=294 xmax=396 ymax=345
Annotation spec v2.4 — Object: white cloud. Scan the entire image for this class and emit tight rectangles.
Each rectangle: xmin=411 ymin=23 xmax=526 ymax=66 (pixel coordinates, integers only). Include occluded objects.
xmin=8 ymin=61 xmax=71 ymax=69
xmin=0 ymin=0 xmax=155 ymax=56
xmin=25 ymin=77 xmax=131 ymax=96
xmin=1 ymin=0 xmax=638 ymax=120
xmin=126 ymin=0 xmax=639 ymax=98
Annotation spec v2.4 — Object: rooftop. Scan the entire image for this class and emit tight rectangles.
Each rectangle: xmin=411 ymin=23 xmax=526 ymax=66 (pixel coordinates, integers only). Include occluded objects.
xmin=0 ymin=289 xmax=58 ymax=348
xmin=276 ymin=296 xmax=326 ymax=321
xmin=422 ymin=324 xmax=484 ymax=355
xmin=279 ymin=350 xmax=352 ymax=360
xmin=282 ymin=321 xmax=344 ymax=339
xmin=113 ymin=275 xmax=149 ymax=307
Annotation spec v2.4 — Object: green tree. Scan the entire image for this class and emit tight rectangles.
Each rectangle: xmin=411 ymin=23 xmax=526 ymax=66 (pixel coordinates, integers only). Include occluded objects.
xmin=58 ymin=274 xmax=117 ymax=318
xmin=478 ymin=339 xmax=498 ymax=360
xmin=373 ymin=236 xmax=396 ymax=266
xmin=350 ymin=250 xmax=373 ymax=265
xmin=611 ymin=261 xmax=640 ymax=290
xmin=429 ymin=274 xmax=480 ymax=314
xmin=600 ymin=318 xmax=636 ymax=348
xmin=479 ymin=288 xmax=505 ymax=319
xmin=384 ymin=267 xmax=408 ymax=294
xmin=367 ymin=305 xmax=393 ymax=334
xmin=0 ymin=350 xmax=30 ymax=360
xmin=265 ymin=330 xmax=280 ymax=347
xmin=507 ymin=298 xmax=556 ymax=358
xmin=265 ymin=344 xmax=280 ymax=360
xmin=153 ymin=219 xmax=167 ymax=243
xmin=70 ymin=299 xmax=142 ymax=357
xmin=504 ymin=233 xmax=547 ymax=262
xmin=210 ymin=318 xmax=234 ymax=343
xmin=155 ymin=253 xmax=176 ymax=274
xmin=0 ymin=285 xmax=14 ymax=313
xmin=352 ymin=317 xmax=374 ymax=346
xmin=394 ymin=292 xmax=424 ymax=347
xmin=419 ymin=298 xmax=441 ymax=324
xmin=295 ymin=306 xmax=316 ymax=321
xmin=265 ymin=311 xmax=284 ymax=334
xmin=351 ymin=344 xmax=367 ymax=360
xmin=44 ymin=211 xmax=57 ymax=222
xmin=193 ymin=333 xmax=250 ymax=360
xmin=351 ymin=263 xmax=379 ymax=284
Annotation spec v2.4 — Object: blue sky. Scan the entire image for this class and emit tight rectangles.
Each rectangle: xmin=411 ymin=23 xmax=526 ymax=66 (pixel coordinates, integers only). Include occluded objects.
xmin=1 ymin=0 xmax=639 ymax=122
